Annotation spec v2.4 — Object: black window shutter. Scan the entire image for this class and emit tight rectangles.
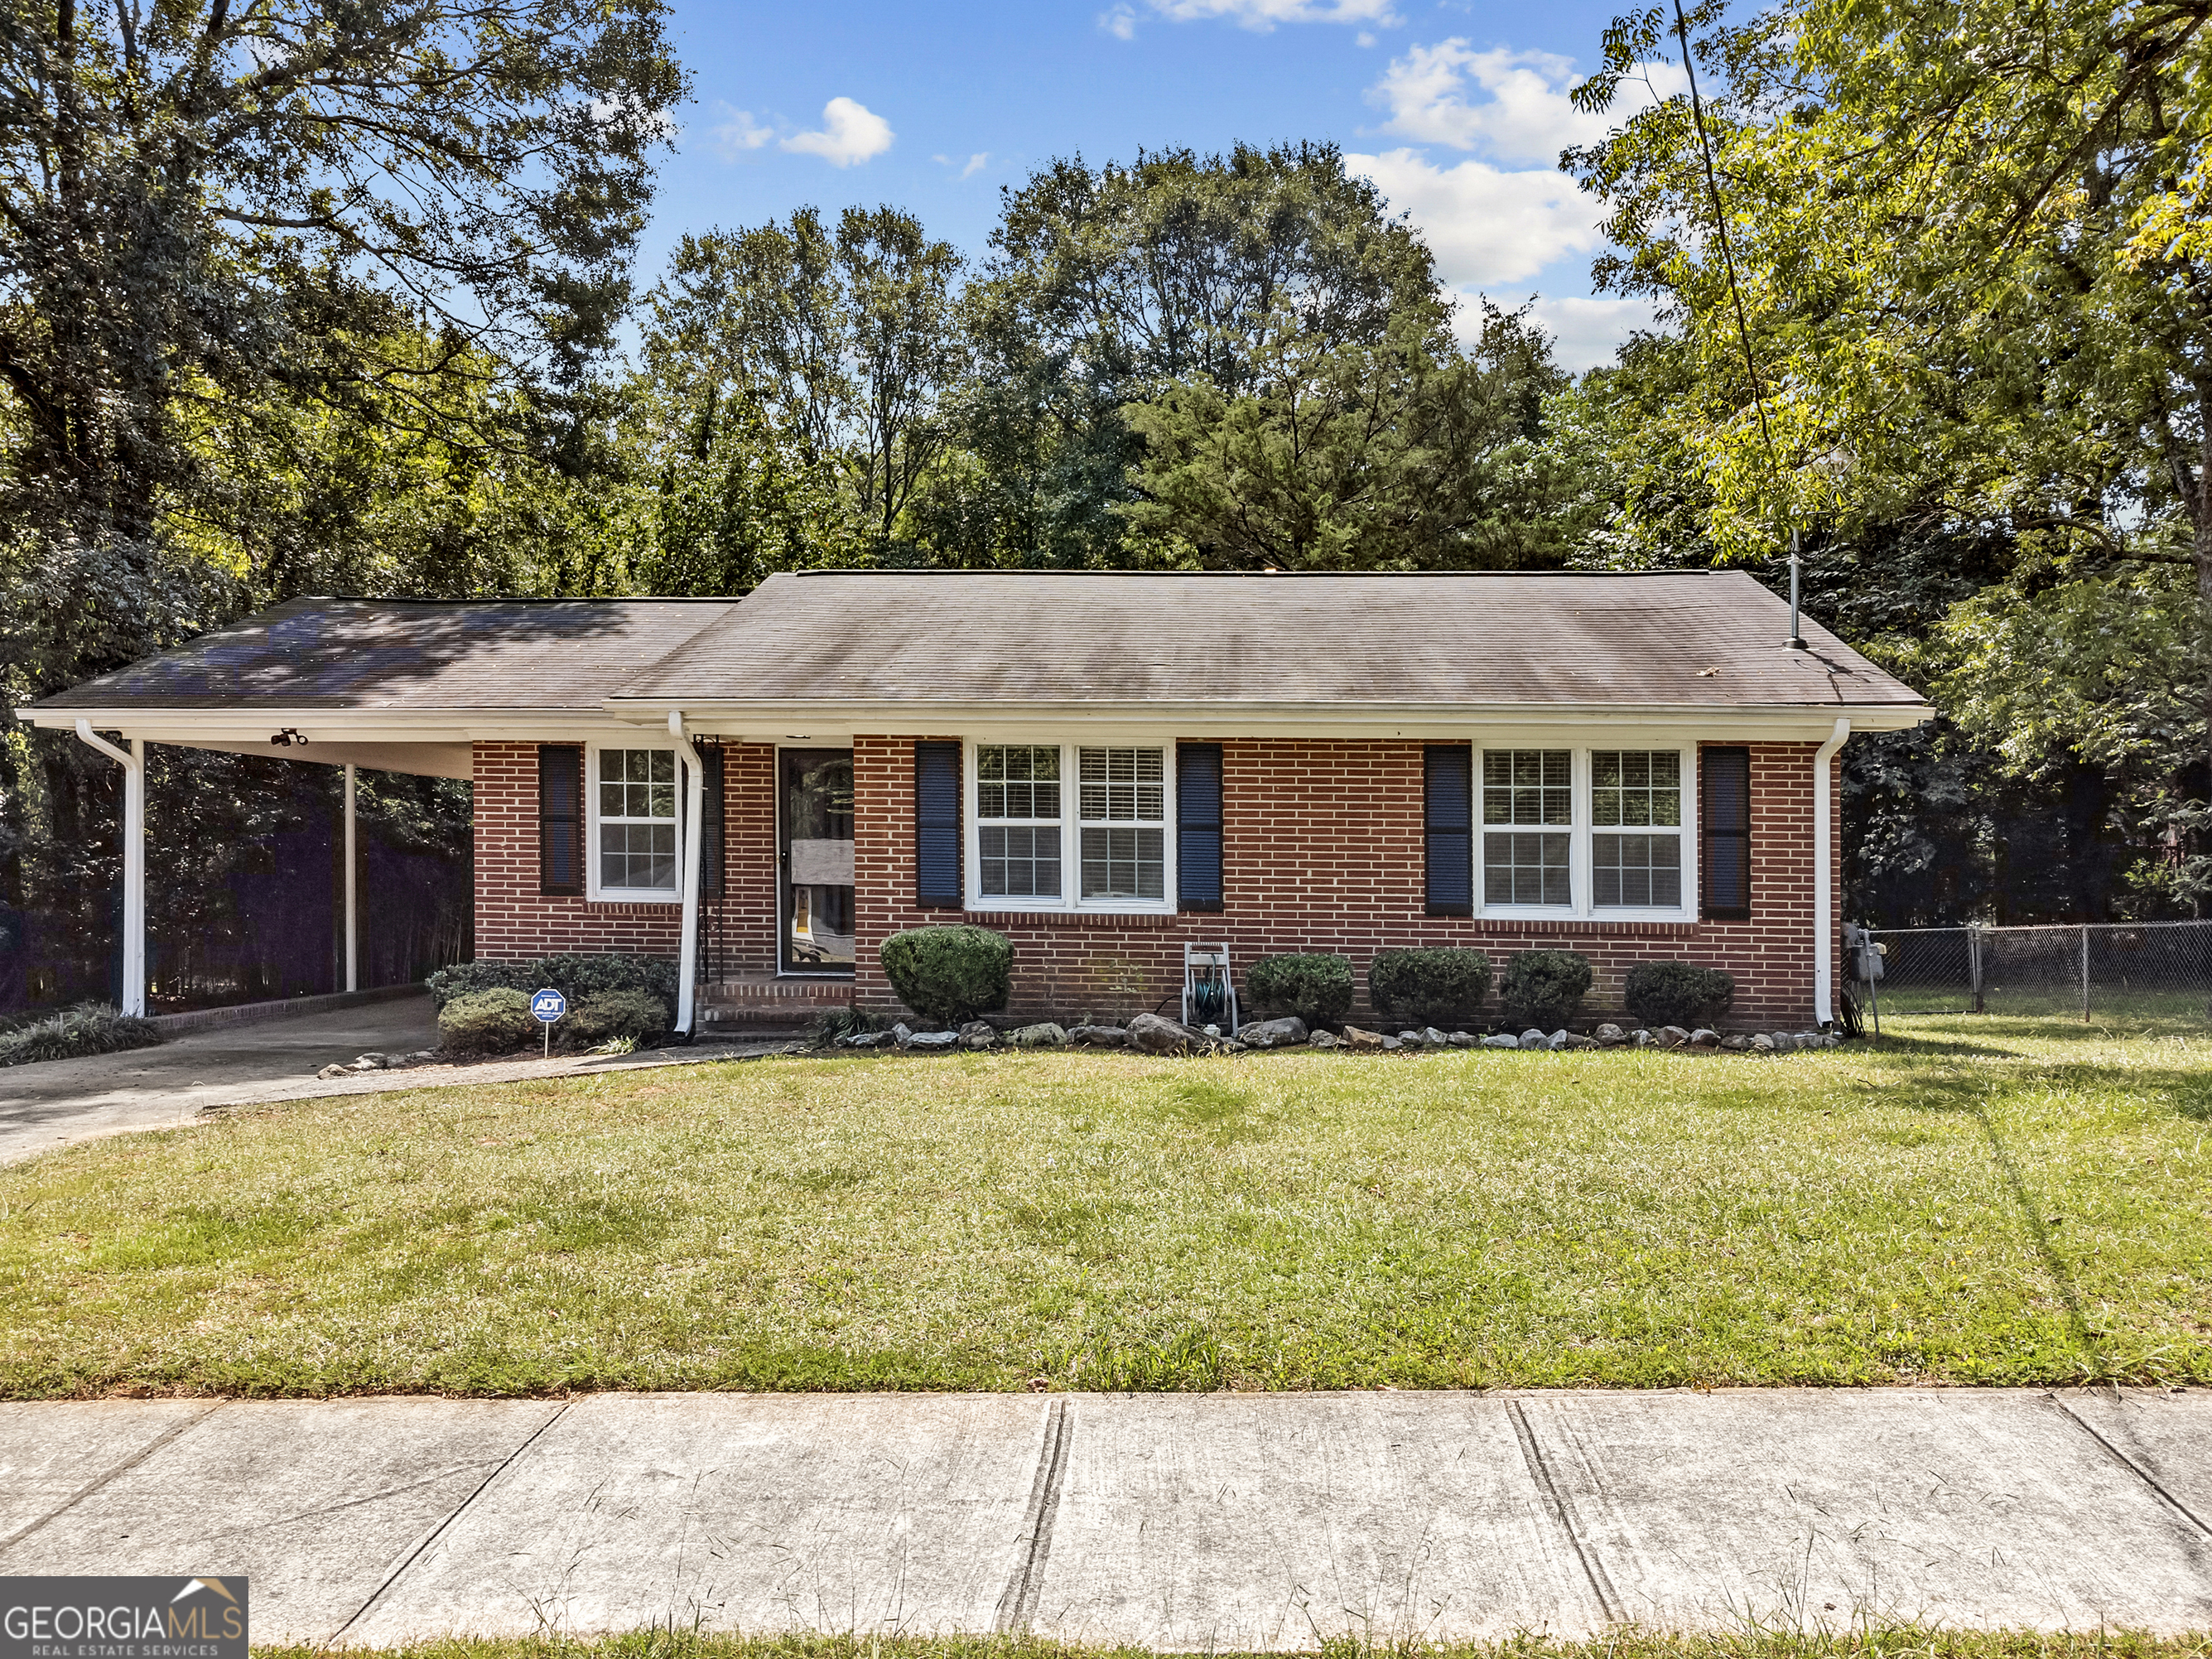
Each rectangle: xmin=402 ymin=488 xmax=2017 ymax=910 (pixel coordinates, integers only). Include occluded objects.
xmin=1178 ymin=742 xmax=1224 ymax=912
xmin=1424 ymin=745 xmax=1472 ymax=915
xmin=698 ymin=745 xmax=725 ymax=899
xmin=1702 ymin=745 xmax=1752 ymax=919
xmin=914 ymin=740 xmax=962 ymax=907
xmin=538 ymin=744 xmax=584 ymax=896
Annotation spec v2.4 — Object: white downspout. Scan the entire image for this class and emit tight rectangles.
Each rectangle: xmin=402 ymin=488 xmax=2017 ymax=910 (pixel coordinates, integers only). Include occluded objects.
xmin=1812 ymin=716 xmax=1851 ymax=1027
xmin=75 ymin=721 xmax=147 ymax=1018
xmin=669 ymin=711 xmax=706 ymax=1038
xmin=344 ymin=763 xmax=358 ymax=994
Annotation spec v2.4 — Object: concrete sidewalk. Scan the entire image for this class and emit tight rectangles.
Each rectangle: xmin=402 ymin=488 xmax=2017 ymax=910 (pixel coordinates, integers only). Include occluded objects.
xmin=0 ymin=992 xmax=803 ymax=1165
xmin=1 ymin=1389 xmax=2206 ymax=1645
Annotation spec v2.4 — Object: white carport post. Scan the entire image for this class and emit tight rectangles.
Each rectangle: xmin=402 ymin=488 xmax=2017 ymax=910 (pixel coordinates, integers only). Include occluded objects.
xmin=344 ymin=763 xmax=359 ymax=993
xmin=74 ymin=720 xmax=147 ymax=1017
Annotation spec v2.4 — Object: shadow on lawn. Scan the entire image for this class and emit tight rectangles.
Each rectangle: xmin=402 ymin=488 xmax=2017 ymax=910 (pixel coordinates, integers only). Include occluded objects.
xmin=1845 ymin=1056 xmax=2212 ymax=1380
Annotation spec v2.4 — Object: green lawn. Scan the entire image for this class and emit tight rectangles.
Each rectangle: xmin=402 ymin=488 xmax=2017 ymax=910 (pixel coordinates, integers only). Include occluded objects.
xmin=4 ymin=1013 xmax=2210 ymax=1396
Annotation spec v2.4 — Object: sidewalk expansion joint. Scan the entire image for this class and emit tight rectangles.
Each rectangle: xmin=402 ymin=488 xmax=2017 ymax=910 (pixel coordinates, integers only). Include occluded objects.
xmin=331 ymin=1397 xmax=574 ymax=1642
xmin=2048 ymin=1391 xmax=2212 ymax=1541
xmin=1508 ymin=1399 xmax=1624 ymax=1624
xmin=994 ymin=1396 xmax=1073 ymax=1632
xmin=0 ymin=1401 xmax=224 ymax=1558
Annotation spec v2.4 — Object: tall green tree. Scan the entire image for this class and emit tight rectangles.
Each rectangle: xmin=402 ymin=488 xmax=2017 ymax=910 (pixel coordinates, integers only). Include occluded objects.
xmin=1565 ymin=0 xmax=2212 ymax=913
xmin=954 ymin=142 xmax=1451 ymax=563
xmin=1118 ymin=301 xmax=1589 ymax=568
xmin=0 ymin=0 xmax=683 ymax=1004
xmin=644 ymin=206 xmax=965 ymax=553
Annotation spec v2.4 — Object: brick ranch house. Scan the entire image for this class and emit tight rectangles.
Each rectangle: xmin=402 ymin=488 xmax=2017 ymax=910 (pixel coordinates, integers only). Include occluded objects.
xmin=22 ymin=570 xmax=1931 ymax=1032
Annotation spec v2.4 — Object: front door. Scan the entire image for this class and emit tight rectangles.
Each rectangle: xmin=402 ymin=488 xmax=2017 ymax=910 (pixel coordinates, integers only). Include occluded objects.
xmin=780 ymin=748 xmax=855 ymax=973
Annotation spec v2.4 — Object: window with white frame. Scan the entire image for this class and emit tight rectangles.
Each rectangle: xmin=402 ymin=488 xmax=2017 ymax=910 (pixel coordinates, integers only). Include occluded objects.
xmin=1482 ymin=749 xmax=1572 ymax=907
xmin=968 ymin=740 xmax=1175 ymax=911
xmin=1592 ymin=750 xmax=1684 ymax=908
xmin=977 ymin=745 xmax=1063 ymax=899
xmin=1476 ymin=744 xmax=1694 ymax=915
xmin=595 ymin=747 xmax=678 ymax=897
xmin=1078 ymin=746 xmax=1165 ymax=899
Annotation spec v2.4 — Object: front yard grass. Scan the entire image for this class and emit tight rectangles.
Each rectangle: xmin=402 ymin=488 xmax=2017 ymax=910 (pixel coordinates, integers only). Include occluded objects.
xmin=3 ymin=1013 xmax=2210 ymax=1396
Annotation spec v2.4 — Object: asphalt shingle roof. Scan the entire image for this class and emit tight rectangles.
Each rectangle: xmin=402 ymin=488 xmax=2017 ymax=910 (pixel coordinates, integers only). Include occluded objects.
xmin=608 ymin=570 xmax=1925 ymax=711
xmin=29 ymin=572 xmax=1928 ymax=717
xmin=32 ymin=598 xmax=740 ymax=712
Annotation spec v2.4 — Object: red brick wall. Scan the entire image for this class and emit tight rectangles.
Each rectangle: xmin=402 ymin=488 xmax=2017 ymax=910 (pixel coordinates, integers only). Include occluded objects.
xmin=850 ymin=735 xmax=1838 ymax=1029
xmin=710 ymin=743 xmax=780 ymax=977
xmin=472 ymin=739 xmax=778 ymax=967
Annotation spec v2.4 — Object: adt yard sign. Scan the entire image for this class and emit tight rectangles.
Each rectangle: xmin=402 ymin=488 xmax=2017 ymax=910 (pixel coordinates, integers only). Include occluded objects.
xmin=531 ymin=987 xmax=566 ymax=1057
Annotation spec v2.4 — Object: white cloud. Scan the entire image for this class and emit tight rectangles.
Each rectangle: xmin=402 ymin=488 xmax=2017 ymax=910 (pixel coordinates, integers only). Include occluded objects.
xmin=960 ymin=152 xmax=990 ymax=179
xmin=1349 ymin=147 xmax=1604 ymax=287
xmin=710 ymin=104 xmax=773 ymax=162
xmin=1371 ymin=40 xmax=1688 ymax=165
xmin=782 ymin=97 xmax=894 ymax=167
xmin=1523 ymin=296 xmax=1662 ymax=371
xmin=1136 ymin=0 xmax=1396 ymax=31
xmin=1101 ymin=5 xmax=1139 ymax=37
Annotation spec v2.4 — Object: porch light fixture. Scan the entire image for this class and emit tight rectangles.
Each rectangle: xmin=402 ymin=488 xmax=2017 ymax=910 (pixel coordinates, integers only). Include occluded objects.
xmin=270 ymin=726 xmax=307 ymax=747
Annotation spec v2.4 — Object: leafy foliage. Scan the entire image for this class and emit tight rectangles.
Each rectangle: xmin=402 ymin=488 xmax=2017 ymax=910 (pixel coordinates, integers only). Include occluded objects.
xmin=877 ymin=926 xmax=1012 ymax=1027
xmin=1622 ymin=962 xmax=1737 ymax=1030
xmin=1246 ymin=952 xmax=1355 ymax=1029
xmin=426 ymin=955 xmax=677 ymax=1011
xmin=1498 ymin=950 xmax=1593 ymax=1031
xmin=436 ymin=988 xmax=539 ymax=1055
xmin=0 ymin=1003 xmax=161 ymax=1068
xmin=1366 ymin=948 xmax=1492 ymax=1030
xmin=563 ymin=991 xmax=672 ymax=1049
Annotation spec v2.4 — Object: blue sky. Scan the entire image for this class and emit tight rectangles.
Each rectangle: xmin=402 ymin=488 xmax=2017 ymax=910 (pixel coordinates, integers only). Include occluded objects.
xmin=638 ymin=0 xmax=1679 ymax=370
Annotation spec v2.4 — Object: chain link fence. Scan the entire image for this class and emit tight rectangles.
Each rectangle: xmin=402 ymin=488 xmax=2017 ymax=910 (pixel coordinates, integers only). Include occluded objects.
xmin=1853 ymin=919 xmax=2212 ymax=1022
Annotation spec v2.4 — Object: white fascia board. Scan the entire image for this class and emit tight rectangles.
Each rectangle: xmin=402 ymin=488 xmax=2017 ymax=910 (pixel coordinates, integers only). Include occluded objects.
xmin=17 ymin=709 xmax=658 ymax=745
xmin=610 ymin=700 xmax=1936 ymax=743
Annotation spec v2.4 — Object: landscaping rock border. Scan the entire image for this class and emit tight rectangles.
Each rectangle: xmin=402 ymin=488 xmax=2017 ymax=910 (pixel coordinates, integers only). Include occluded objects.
xmin=823 ymin=1017 xmax=1844 ymax=1057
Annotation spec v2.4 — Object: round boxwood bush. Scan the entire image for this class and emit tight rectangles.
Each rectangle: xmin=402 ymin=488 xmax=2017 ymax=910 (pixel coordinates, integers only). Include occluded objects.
xmin=1498 ymin=948 xmax=1593 ymax=1030
xmin=879 ymin=925 xmax=1013 ymax=1026
xmin=1623 ymin=960 xmax=1736 ymax=1029
xmin=1367 ymin=948 xmax=1492 ymax=1030
xmin=563 ymin=989 xmax=672 ymax=1049
xmin=437 ymin=987 xmax=538 ymax=1054
xmin=1246 ymin=952 xmax=1355 ymax=1029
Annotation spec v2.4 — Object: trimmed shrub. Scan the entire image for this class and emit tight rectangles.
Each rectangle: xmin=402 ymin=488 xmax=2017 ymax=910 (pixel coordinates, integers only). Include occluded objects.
xmin=1246 ymin=952 xmax=1355 ymax=1029
xmin=426 ymin=953 xmax=677 ymax=1010
xmin=878 ymin=925 xmax=1013 ymax=1027
xmin=438 ymin=987 xmax=538 ymax=1054
xmin=1623 ymin=961 xmax=1736 ymax=1029
xmin=562 ymin=990 xmax=672 ymax=1049
xmin=1368 ymin=948 xmax=1492 ymax=1030
xmin=1498 ymin=949 xmax=1593 ymax=1030
xmin=0 ymin=1002 xmax=161 ymax=1068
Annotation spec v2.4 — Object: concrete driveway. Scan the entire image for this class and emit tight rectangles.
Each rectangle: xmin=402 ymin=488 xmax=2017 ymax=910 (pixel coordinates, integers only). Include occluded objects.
xmin=0 ymin=993 xmax=807 ymax=1166
xmin=0 ymin=995 xmax=442 ymax=1164
xmin=1 ymin=1387 xmax=2206 ymax=1644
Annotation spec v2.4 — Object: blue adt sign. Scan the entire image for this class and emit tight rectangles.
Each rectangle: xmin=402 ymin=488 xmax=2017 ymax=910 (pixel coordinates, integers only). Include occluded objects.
xmin=530 ymin=988 xmax=567 ymax=1024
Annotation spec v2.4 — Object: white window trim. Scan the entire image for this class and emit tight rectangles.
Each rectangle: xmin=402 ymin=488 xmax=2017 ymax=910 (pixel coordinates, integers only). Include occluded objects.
xmin=586 ymin=740 xmax=684 ymax=904
xmin=1475 ymin=742 xmax=1698 ymax=923
xmin=964 ymin=738 xmax=1178 ymax=915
